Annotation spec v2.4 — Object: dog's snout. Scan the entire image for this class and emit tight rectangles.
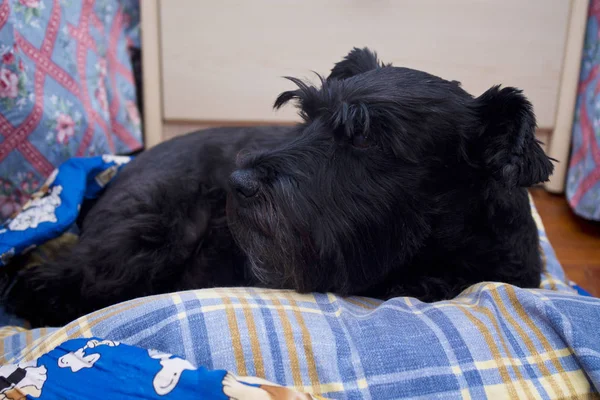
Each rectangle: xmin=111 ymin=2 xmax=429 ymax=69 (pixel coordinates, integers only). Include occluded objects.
xmin=230 ymin=169 xmax=260 ymax=199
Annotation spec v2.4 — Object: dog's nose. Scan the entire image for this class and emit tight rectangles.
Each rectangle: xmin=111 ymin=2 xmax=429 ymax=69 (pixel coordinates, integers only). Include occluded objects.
xmin=229 ymin=169 xmax=260 ymax=199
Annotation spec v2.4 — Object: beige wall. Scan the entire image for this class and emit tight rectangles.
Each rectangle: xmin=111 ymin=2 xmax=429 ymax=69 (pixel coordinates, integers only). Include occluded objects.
xmin=142 ymin=0 xmax=590 ymax=192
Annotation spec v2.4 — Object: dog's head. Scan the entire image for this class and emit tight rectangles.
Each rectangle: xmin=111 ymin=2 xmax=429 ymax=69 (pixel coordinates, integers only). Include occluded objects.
xmin=227 ymin=47 xmax=553 ymax=295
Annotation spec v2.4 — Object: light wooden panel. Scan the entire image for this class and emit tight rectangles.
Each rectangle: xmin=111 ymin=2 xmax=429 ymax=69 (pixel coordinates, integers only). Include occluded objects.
xmin=140 ymin=0 xmax=163 ymax=148
xmin=159 ymin=0 xmax=570 ymax=128
xmin=546 ymin=0 xmax=590 ymax=193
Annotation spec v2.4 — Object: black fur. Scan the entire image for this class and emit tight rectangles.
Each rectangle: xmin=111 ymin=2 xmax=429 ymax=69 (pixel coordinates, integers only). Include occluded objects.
xmin=4 ymin=48 xmax=553 ymax=327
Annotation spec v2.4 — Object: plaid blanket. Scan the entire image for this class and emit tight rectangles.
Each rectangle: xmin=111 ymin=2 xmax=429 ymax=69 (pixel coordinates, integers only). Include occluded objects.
xmin=1 ymin=284 xmax=599 ymax=398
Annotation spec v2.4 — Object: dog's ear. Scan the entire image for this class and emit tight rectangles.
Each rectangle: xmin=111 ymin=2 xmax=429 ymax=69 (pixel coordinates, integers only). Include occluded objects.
xmin=274 ymin=76 xmax=322 ymax=121
xmin=473 ymin=85 xmax=554 ymax=188
xmin=327 ymin=47 xmax=388 ymax=81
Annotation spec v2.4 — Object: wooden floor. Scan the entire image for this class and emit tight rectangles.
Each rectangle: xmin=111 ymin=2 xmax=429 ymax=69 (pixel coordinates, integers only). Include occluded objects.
xmin=531 ymin=188 xmax=600 ymax=296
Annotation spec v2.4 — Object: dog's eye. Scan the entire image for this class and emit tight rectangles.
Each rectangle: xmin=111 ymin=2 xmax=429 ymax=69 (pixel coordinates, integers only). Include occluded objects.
xmin=351 ymin=133 xmax=371 ymax=148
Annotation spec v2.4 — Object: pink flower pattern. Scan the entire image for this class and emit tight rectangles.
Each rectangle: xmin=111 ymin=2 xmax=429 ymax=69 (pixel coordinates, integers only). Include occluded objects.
xmin=95 ymin=86 xmax=109 ymax=115
xmin=0 ymin=175 xmax=37 ymax=221
xmin=19 ymin=0 xmax=40 ymax=7
xmin=0 ymin=68 xmax=19 ymax=99
xmin=2 ymin=52 xmax=15 ymax=64
xmin=55 ymin=114 xmax=75 ymax=144
xmin=126 ymin=100 xmax=140 ymax=126
xmin=95 ymin=59 xmax=109 ymax=116
xmin=0 ymin=195 xmax=22 ymax=219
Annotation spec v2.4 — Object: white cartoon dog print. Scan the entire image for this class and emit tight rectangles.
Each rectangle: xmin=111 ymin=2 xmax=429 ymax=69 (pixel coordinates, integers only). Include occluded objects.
xmin=147 ymin=349 xmax=196 ymax=395
xmin=102 ymin=154 xmax=131 ymax=166
xmin=0 ymin=360 xmax=47 ymax=399
xmin=58 ymin=339 xmax=119 ymax=373
xmin=8 ymin=185 xmax=63 ymax=231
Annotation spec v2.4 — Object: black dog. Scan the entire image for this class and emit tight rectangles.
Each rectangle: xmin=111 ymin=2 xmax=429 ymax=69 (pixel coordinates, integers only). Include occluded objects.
xmin=5 ymin=48 xmax=553 ymax=327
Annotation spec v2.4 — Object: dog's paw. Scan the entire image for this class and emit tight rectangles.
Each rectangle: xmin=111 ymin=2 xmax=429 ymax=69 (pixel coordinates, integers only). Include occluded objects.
xmin=222 ymin=373 xmax=271 ymax=400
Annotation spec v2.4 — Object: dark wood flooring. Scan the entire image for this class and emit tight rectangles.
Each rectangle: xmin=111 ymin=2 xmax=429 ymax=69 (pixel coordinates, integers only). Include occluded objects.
xmin=531 ymin=188 xmax=600 ymax=296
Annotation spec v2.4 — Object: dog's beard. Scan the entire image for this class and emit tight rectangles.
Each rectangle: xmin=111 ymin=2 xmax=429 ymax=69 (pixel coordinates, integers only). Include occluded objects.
xmin=226 ymin=191 xmax=316 ymax=292
xmin=225 ymin=179 xmax=402 ymax=295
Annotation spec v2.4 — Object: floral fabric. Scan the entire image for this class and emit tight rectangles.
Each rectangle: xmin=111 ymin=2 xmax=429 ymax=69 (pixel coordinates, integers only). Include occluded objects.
xmin=0 ymin=0 xmax=142 ymax=222
xmin=567 ymin=0 xmax=600 ymax=220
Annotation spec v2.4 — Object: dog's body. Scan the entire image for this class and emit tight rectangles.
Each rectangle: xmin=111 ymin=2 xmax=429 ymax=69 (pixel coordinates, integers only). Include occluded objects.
xmin=5 ymin=48 xmax=553 ymax=327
